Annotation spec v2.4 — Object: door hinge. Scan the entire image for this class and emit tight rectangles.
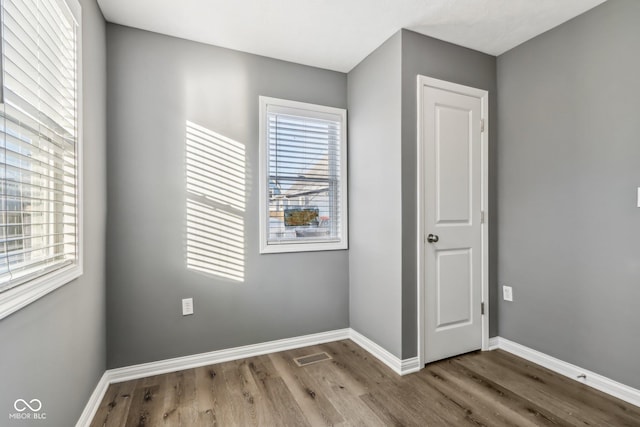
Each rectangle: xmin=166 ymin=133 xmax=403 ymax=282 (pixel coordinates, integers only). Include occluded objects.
xmin=481 ymin=119 xmax=485 ymax=133
xmin=481 ymin=302 xmax=485 ymax=315
xmin=480 ymin=211 xmax=485 ymax=224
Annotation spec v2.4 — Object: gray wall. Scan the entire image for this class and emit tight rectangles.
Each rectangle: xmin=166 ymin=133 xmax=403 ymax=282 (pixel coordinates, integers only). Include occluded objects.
xmin=106 ymin=25 xmax=349 ymax=368
xmin=400 ymin=29 xmax=497 ymax=358
xmin=347 ymin=32 xmax=403 ymax=357
xmin=498 ymin=0 xmax=640 ymax=389
xmin=0 ymin=0 xmax=107 ymax=425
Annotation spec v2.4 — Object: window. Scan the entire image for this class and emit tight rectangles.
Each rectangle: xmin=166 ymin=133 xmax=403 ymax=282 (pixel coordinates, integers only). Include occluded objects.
xmin=0 ymin=0 xmax=82 ymax=319
xmin=259 ymin=97 xmax=347 ymax=253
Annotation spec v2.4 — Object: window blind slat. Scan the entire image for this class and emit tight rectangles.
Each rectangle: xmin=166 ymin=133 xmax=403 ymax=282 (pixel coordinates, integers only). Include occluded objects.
xmin=268 ymin=147 xmax=339 ymax=157
xmin=2 ymin=149 xmax=72 ymax=178
xmin=268 ymin=123 xmax=340 ymax=133
xmin=7 ymin=246 xmax=77 ymax=261
xmin=4 ymin=2 xmax=38 ymax=46
xmin=5 ymin=209 xmax=74 ymax=221
xmin=3 ymin=3 xmax=77 ymax=133
xmin=0 ymin=194 xmax=77 ymax=209
xmin=5 ymin=256 xmax=74 ymax=280
xmin=0 ymin=222 xmax=76 ymax=229
xmin=268 ymin=133 xmax=339 ymax=145
xmin=3 ymin=45 xmax=39 ymax=88
xmin=1 ymin=138 xmax=75 ymax=171
xmin=4 ymin=89 xmax=75 ymax=140
xmin=6 ymin=0 xmax=76 ymax=77
xmin=4 ymin=50 xmax=75 ymax=111
xmin=1 ymin=233 xmax=78 ymax=249
xmin=1 ymin=166 xmax=75 ymax=190
xmin=2 ymin=107 xmax=76 ymax=150
xmin=269 ymin=156 xmax=332 ymax=167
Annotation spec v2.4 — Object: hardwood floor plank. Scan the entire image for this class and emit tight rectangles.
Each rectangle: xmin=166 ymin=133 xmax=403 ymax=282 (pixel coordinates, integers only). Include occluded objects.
xmin=89 ymin=380 xmax=137 ymax=427
xmin=193 ymin=363 xmax=237 ymax=426
xmin=123 ymin=375 xmax=167 ymax=427
xmin=303 ymin=357 xmax=387 ymax=426
xmin=322 ymin=340 xmax=394 ymax=389
xmin=390 ymin=368 xmax=498 ymax=426
xmin=393 ymin=371 xmax=485 ymax=426
xmin=269 ymin=349 xmax=345 ymax=426
xmin=221 ymin=358 xmax=273 ymax=426
xmin=484 ymin=350 xmax=640 ymax=426
xmin=247 ymin=355 xmax=311 ymax=427
xmin=455 ymin=351 xmax=619 ymax=426
xmin=90 ymin=341 xmax=640 ymax=427
xmin=312 ymin=349 xmax=370 ymax=397
xmin=193 ymin=366 xmax=221 ymax=427
xmin=447 ymin=357 xmax=568 ymax=426
xmin=359 ymin=392 xmax=407 ymax=427
xmin=424 ymin=359 xmax=565 ymax=427
xmin=159 ymin=369 xmax=199 ymax=426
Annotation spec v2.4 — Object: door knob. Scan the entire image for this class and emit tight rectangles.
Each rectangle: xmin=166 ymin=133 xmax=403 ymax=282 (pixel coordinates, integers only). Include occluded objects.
xmin=427 ymin=234 xmax=439 ymax=243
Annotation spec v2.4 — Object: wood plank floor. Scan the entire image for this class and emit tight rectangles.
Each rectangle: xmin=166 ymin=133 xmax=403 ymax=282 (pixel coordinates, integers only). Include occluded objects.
xmin=90 ymin=340 xmax=640 ymax=426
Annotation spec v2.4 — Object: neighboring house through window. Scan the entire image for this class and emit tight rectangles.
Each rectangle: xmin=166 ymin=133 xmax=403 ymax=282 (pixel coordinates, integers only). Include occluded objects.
xmin=259 ymin=96 xmax=348 ymax=253
xmin=0 ymin=0 xmax=82 ymax=319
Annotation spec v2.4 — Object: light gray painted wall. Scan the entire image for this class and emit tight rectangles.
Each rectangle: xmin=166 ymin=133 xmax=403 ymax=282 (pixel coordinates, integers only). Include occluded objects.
xmin=400 ymin=29 xmax=497 ymax=358
xmin=347 ymin=32 xmax=403 ymax=358
xmin=498 ymin=0 xmax=640 ymax=389
xmin=0 ymin=0 xmax=107 ymax=425
xmin=106 ymin=25 xmax=349 ymax=368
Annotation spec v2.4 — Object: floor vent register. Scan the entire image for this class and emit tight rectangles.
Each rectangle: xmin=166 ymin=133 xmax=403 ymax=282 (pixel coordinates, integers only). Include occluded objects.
xmin=293 ymin=352 xmax=333 ymax=367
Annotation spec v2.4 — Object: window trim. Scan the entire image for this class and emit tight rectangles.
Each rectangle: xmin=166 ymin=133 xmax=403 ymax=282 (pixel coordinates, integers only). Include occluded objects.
xmin=0 ymin=0 xmax=83 ymax=320
xmin=258 ymin=96 xmax=348 ymax=254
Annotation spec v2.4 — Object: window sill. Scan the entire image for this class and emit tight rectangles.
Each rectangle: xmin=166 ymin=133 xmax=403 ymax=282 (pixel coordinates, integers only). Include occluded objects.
xmin=260 ymin=240 xmax=348 ymax=254
xmin=0 ymin=264 xmax=82 ymax=320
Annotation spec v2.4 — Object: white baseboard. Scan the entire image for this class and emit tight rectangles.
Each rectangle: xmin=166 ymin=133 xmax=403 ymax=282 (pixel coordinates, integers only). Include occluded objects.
xmin=488 ymin=336 xmax=500 ymax=350
xmin=401 ymin=357 xmax=422 ymax=374
xmin=495 ymin=337 xmax=640 ymax=408
xmin=349 ymin=329 xmax=421 ymax=375
xmin=77 ymin=327 xmax=426 ymax=426
xmin=75 ymin=372 xmax=110 ymax=427
xmin=108 ymin=328 xmax=351 ymax=384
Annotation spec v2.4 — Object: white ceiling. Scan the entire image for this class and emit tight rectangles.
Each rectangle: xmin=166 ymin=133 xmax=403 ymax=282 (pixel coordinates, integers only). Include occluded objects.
xmin=97 ymin=0 xmax=606 ymax=73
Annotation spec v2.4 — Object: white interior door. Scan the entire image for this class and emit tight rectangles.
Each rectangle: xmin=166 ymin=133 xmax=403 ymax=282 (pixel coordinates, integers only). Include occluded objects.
xmin=419 ymin=76 xmax=487 ymax=364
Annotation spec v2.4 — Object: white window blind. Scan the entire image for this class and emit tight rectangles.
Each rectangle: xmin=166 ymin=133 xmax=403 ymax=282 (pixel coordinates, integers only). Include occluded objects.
xmin=259 ymin=97 xmax=348 ymax=253
xmin=0 ymin=0 xmax=80 ymax=294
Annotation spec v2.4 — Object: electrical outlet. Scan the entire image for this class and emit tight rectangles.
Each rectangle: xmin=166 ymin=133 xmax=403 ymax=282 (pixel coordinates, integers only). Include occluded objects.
xmin=182 ymin=298 xmax=194 ymax=316
xmin=503 ymin=286 xmax=513 ymax=302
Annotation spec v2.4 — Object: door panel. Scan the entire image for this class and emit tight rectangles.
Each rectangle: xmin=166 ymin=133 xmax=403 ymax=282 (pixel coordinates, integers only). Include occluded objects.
xmin=436 ymin=106 xmax=471 ymax=224
xmin=422 ymin=82 xmax=484 ymax=364
xmin=436 ymin=249 xmax=472 ymax=329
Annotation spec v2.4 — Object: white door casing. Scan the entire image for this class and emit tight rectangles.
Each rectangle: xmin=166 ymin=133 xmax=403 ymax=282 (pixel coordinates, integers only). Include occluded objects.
xmin=417 ymin=75 xmax=489 ymax=365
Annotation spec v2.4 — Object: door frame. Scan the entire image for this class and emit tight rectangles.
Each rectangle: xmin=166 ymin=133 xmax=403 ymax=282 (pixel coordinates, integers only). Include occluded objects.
xmin=416 ymin=75 xmax=490 ymax=368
